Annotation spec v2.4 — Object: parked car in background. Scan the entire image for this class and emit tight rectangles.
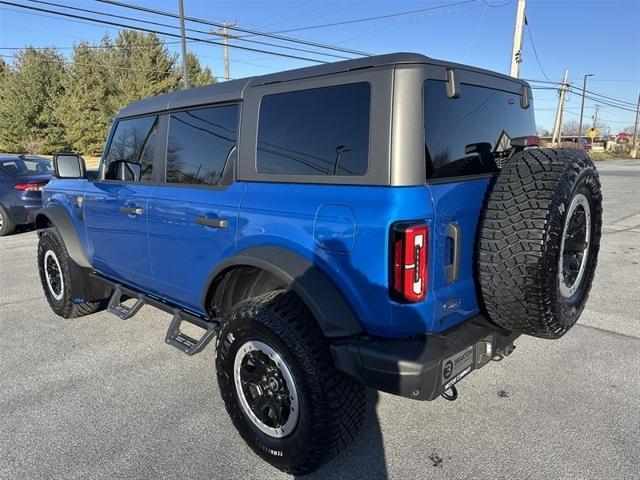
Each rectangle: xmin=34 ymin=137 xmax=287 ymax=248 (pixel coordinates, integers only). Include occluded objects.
xmin=560 ymin=136 xmax=592 ymax=151
xmin=0 ymin=155 xmax=52 ymax=236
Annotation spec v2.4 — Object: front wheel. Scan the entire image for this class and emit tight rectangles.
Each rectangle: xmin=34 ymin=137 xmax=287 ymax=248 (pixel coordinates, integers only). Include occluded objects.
xmin=215 ymin=290 xmax=366 ymax=475
xmin=37 ymin=228 xmax=106 ymax=318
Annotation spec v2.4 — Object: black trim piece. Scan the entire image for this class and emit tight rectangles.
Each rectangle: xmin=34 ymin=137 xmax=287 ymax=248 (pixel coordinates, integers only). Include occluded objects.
xmin=203 ymin=246 xmax=363 ymax=338
xmin=425 ymin=172 xmax=497 ymax=185
xmin=35 ymin=205 xmax=90 ymax=268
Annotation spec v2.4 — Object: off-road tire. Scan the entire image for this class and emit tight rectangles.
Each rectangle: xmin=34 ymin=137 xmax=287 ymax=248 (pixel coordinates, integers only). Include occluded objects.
xmin=478 ymin=148 xmax=602 ymax=338
xmin=216 ymin=289 xmax=366 ymax=475
xmin=37 ymin=227 xmax=105 ymax=318
xmin=0 ymin=205 xmax=15 ymax=236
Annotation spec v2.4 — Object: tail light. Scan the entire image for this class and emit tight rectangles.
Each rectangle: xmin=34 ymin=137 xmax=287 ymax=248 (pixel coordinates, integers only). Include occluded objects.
xmin=14 ymin=182 xmax=47 ymax=191
xmin=391 ymin=222 xmax=428 ymax=302
xmin=511 ymin=135 xmax=540 ymax=148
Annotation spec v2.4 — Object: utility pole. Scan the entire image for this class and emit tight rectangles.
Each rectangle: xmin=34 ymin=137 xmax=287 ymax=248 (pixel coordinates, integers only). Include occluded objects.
xmin=631 ymin=93 xmax=640 ymax=159
xmin=592 ymin=104 xmax=600 ymax=128
xmin=509 ymin=0 xmax=527 ymax=78
xmin=178 ymin=0 xmax=189 ymax=89
xmin=551 ymin=70 xmax=569 ymax=145
xmin=217 ymin=21 xmax=237 ymax=81
xmin=577 ymin=73 xmax=593 ymax=145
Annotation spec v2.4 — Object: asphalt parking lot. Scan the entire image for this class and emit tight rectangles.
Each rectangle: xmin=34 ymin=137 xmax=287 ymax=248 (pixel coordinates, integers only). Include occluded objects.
xmin=1 ymin=159 xmax=638 ymax=479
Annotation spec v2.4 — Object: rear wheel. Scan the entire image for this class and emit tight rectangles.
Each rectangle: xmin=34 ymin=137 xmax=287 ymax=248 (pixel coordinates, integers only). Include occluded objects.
xmin=478 ymin=148 xmax=602 ymax=338
xmin=37 ymin=228 xmax=106 ymax=318
xmin=0 ymin=205 xmax=15 ymax=236
xmin=216 ymin=290 xmax=366 ymax=475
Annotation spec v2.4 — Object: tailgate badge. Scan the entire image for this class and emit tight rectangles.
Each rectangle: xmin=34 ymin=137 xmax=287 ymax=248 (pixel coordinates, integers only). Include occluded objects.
xmin=443 ymin=297 xmax=460 ymax=311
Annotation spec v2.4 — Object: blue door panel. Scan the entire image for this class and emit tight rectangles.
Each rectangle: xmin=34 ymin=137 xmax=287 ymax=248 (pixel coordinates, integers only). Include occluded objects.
xmin=83 ymin=182 xmax=156 ymax=291
xmin=147 ymin=183 xmax=246 ymax=312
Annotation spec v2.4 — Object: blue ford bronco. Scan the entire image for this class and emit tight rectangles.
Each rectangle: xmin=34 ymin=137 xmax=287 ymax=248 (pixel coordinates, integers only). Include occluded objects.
xmin=36 ymin=53 xmax=602 ymax=474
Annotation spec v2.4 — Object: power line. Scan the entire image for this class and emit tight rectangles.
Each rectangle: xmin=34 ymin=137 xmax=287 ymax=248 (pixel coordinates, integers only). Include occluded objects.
xmin=590 ymin=79 xmax=640 ymax=83
xmin=524 ymin=22 xmax=550 ymax=81
xmin=528 ymin=78 xmax=636 ymax=107
xmin=94 ymin=0 xmax=371 ymax=57
xmin=0 ymin=41 xmax=185 ymax=51
xmin=262 ymin=0 xmax=486 ymax=34
xmin=0 ymin=1 xmax=331 ymax=64
xmin=579 ymin=87 xmax=636 ymax=107
xmin=22 ymin=0 xmax=353 ymax=60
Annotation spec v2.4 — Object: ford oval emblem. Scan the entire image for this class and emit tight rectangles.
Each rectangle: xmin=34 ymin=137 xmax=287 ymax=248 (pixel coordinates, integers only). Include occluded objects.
xmin=443 ymin=297 xmax=460 ymax=311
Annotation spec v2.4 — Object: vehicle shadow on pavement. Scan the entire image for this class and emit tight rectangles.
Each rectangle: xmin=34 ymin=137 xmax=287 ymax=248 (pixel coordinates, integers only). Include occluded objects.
xmin=297 ymin=389 xmax=388 ymax=480
xmin=291 ymin=244 xmax=428 ymax=479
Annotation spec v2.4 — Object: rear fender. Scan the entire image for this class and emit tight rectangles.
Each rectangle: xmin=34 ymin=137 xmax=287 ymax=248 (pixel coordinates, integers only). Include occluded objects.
xmin=203 ymin=246 xmax=363 ymax=338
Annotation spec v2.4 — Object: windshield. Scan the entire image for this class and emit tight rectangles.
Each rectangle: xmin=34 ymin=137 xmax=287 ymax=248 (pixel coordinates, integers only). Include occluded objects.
xmin=0 ymin=158 xmax=52 ymax=176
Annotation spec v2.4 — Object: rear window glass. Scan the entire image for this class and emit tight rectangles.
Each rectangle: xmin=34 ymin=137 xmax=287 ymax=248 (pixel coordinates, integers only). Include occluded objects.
xmin=424 ymin=81 xmax=535 ymax=179
xmin=166 ymin=104 xmax=238 ymax=186
xmin=0 ymin=158 xmax=51 ymax=176
xmin=257 ymin=82 xmax=370 ymax=176
xmin=104 ymin=115 xmax=158 ymax=182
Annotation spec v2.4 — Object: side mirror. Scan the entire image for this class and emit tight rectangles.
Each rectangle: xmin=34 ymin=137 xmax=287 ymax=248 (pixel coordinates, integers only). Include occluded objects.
xmin=53 ymin=152 xmax=86 ymax=179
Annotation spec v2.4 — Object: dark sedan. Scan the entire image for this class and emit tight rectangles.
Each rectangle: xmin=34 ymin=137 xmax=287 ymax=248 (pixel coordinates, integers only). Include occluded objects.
xmin=0 ymin=155 xmax=52 ymax=236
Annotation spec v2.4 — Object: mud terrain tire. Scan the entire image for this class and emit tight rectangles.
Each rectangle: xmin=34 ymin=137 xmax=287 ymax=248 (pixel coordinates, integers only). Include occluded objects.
xmin=216 ymin=289 xmax=366 ymax=474
xmin=478 ymin=148 xmax=602 ymax=338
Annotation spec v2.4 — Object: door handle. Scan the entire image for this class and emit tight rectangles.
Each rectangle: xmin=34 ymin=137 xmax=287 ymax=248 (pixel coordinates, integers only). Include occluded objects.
xmin=195 ymin=215 xmax=228 ymax=229
xmin=121 ymin=206 xmax=144 ymax=216
xmin=446 ymin=222 xmax=461 ymax=283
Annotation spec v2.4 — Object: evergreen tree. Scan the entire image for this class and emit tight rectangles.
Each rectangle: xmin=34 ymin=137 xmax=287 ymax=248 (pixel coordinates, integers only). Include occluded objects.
xmin=57 ymin=40 xmax=120 ymax=155
xmin=110 ymin=30 xmax=178 ymax=106
xmin=0 ymin=48 xmax=67 ymax=153
xmin=186 ymin=51 xmax=216 ymax=87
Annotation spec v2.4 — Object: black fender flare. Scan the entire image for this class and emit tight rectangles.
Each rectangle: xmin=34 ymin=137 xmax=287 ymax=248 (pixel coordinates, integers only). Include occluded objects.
xmin=203 ymin=246 xmax=364 ymax=338
xmin=34 ymin=205 xmax=111 ymax=303
xmin=35 ymin=205 xmax=91 ymax=268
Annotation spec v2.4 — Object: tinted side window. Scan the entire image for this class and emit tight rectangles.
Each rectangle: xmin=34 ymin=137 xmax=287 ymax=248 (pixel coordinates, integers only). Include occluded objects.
xmin=104 ymin=116 xmax=158 ymax=182
xmin=166 ymin=105 xmax=238 ymax=186
xmin=257 ymin=83 xmax=370 ymax=176
xmin=424 ymin=81 xmax=535 ymax=179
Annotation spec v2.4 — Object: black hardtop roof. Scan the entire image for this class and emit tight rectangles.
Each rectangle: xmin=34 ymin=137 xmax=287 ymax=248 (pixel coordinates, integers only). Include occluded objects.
xmin=117 ymin=52 xmax=527 ymax=119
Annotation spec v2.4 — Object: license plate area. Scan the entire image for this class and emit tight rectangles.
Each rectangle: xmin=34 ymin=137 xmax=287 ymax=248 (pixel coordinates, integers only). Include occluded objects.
xmin=441 ymin=345 xmax=474 ymax=390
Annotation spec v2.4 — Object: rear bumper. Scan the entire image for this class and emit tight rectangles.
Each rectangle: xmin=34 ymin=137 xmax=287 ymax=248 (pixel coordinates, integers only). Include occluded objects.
xmin=330 ymin=316 xmax=519 ymax=401
xmin=7 ymin=203 xmax=40 ymax=225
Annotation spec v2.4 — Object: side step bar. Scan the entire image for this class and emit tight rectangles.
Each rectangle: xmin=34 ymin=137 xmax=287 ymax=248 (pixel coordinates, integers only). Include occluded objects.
xmin=107 ymin=285 xmax=145 ymax=320
xmin=166 ymin=310 xmax=219 ymax=356
xmin=105 ymin=282 xmax=221 ymax=356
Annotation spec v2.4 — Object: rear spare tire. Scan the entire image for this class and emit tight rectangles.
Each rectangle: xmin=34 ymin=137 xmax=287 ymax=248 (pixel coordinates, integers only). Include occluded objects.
xmin=478 ymin=148 xmax=602 ymax=339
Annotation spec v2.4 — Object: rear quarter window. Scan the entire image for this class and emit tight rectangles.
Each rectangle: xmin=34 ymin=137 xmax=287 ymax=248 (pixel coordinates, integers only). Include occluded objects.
xmin=257 ymin=82 xmax=370 ymax=176
xmin=424 ymin=81 xmax=535 ymax=179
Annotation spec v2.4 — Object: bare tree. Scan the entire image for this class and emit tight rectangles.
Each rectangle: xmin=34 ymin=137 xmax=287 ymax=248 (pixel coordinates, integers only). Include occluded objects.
xmin=536 ymin=124 xmax=550 ymax=136
xmin=561 ymin=119 xmax=581 ymax=136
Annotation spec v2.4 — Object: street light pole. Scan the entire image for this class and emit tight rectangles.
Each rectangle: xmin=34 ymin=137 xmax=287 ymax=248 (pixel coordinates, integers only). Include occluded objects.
xmin=577 ymin=73 xmax=593 ymax=145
